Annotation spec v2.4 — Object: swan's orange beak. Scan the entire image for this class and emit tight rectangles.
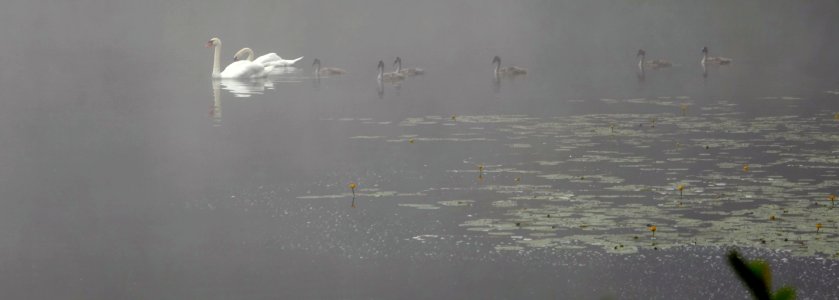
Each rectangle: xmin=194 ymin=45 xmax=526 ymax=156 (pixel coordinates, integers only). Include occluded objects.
xmin=205 ymin=41 xmax=213 ymax=48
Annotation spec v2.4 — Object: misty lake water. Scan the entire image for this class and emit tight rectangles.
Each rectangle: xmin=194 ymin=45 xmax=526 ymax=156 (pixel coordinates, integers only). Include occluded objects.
xmin=2 ymin=1 xmax=839 ymax=299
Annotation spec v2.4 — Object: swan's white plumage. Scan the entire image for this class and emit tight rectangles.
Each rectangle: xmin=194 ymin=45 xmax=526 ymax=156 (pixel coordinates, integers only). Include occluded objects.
xmin=207 ymin=38 xmax=267 ymax=79
xmin=254 ymin=53 xmax=304 ymax=67
xmin=219 ymin=60 xmax=268 ymax=79
xmin=233 ymin=48 xmax=305 ymax=75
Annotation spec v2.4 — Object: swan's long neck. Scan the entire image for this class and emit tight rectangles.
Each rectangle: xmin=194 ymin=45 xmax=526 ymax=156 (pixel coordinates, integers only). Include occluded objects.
xmin=234 ymin=48 xmax=255 ymax=61
xmin=212 ymin=42 xmax=221 ymax=77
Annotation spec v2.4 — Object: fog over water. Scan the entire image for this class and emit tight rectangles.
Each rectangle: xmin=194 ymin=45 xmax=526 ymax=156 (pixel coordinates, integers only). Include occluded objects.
xmin=1 ymin=0 xmax=839 ymax=299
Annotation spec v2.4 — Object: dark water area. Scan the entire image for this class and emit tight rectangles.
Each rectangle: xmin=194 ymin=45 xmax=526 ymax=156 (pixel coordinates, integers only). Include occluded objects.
xmin=1 ymin=0 xmax=838 ymax=299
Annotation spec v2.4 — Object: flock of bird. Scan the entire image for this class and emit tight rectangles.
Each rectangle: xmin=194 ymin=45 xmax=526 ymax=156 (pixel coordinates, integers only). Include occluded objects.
xmin=207 ymin=37 xmax=733 ymax=84
xmin=206 ymin=37 xmax=527 ymax=84
xmin=636 ymin=46 xmax=732 ymax=79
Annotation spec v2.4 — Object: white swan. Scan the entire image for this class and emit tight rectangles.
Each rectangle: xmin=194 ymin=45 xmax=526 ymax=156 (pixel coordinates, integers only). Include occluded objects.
xmin=492 ymin=56 xmax=527 ymax=78
xmin=637 ymin=49 xmax=672 ymax=70
xmin=701 ymin=46 xmax=732 ymax=66
xmin=313 ymin=58 xmax=346 ymax=76
xmin=232 ymin=48 xmax=277 ymax=72
xmin=394 ymin=57 xmax=424 ymax=76
xmin=206 ymin=38 xmax=267 ymax=79
xmin=253 ymin=51 xmax=304 ymax=68
xmin=377 ymin=60 xmax=404 ymax=82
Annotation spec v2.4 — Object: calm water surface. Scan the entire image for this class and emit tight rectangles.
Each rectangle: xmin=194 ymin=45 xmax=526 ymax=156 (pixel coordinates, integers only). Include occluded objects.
xmin=1 ymin=1 xmax=838 ymax=299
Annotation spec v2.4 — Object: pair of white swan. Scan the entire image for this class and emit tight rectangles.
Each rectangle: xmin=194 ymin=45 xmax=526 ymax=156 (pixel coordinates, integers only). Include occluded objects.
xmin=233 ymin=48 xmax=303 ymax=72
xmin=206 ymin=37 xmax=303 ymax=79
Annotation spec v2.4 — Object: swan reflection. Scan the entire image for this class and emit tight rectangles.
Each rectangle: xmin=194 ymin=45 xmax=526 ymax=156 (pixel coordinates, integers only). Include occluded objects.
xmin=209 ymin=67 xmax=307 ymax=125
xmin=216 ymin=68 xmax=304 ymax=98
xmin=636 ymin=64 xmax=646 ymax=83
xmin=211 ymin=79 xmax=222 ymax=126
xmin=218 ymin=77 xmax=273 ymax=97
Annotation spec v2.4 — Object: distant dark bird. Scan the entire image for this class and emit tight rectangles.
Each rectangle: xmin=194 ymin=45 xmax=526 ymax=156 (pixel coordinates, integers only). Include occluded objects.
xmin=312 ymin=58 xmax=346 ymax=76
xmin=492 ymin=56 xmax=527 ymax=78
xmin=636 ymin=49 xmax=672 ymax=70
xmin=393 ymin=57 xmax=424 ymax=76
xmin=377 ymin=60 xmax=404 ymax=83
xmin=701 ymin=46 xmax=732 ymax=66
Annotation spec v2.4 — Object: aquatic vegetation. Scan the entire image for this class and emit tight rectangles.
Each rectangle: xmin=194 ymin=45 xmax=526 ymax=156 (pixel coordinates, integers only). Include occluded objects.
xmin=399 ymin=203 xmax=440 ymax=210
xmin=325 ymin=107 xmax=839 ymax=258
xmin=829 ymin=194 xmax=836 ymax=206
xmin=816 ymin=223 xmax=822 ymax=233
xmin=648 ymin=224 xmax=657 ymax=238
xmin=348 ymin=183 xmax=357 ymax=195
xmin=437 ymin=200 xmax=474 ymax=207
xmin=349 ymin=183 xmax=357 ymax=208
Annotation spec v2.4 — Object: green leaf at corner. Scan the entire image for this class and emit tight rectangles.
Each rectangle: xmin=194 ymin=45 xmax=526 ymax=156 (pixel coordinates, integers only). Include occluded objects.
xmin=747 ymin=260 xmax=772 ymax=290
xmin=772 ymin=286 xmax=797 ymax=300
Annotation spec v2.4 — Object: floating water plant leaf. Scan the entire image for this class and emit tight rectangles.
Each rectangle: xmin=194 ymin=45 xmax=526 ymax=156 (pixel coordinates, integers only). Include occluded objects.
xmin=437 ymin=200 xmax=474 ymax=207
xmin=398 ymin=203 xmax=440 ymax=210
